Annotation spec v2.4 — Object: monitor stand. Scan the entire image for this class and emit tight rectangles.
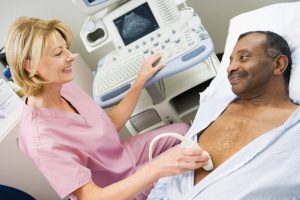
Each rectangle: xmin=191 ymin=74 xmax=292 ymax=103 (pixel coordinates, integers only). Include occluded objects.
xmin=145 ymin=81 xmax=165 ymax=105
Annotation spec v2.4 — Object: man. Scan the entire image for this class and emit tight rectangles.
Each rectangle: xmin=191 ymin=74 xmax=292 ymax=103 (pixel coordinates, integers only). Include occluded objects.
xmin=148 ymin=31 xmax=300 ymax=199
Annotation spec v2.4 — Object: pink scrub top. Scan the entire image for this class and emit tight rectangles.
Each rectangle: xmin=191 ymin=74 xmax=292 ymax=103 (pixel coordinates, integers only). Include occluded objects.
xmin=18 ymin=82 xmax=137 ymax=198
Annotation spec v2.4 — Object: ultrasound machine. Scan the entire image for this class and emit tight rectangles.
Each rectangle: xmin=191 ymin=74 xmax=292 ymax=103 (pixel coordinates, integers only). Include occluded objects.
xmin=73 ymin=0 xmax=219 ymax=134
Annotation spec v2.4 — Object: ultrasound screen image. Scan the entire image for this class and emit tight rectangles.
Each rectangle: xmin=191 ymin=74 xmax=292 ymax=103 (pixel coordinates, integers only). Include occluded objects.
xmin=113 ymin=2 xmax=159 ymax=46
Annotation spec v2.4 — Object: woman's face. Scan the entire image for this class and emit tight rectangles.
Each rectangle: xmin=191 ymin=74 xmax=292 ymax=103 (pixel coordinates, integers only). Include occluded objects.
xmin=36 ymin=31 xmax=76 ymax=86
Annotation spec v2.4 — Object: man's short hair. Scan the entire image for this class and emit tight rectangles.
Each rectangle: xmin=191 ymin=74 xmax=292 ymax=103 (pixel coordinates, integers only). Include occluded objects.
xmin=238 ymin=31 xmax=292 ymax=84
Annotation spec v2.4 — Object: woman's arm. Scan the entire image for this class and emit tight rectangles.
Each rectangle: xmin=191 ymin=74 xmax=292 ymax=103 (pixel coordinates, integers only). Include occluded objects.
xmin=73 ymin=146 xmax=210 ymax=200
xmin=108 ymin=53 xmax=164 ymax=131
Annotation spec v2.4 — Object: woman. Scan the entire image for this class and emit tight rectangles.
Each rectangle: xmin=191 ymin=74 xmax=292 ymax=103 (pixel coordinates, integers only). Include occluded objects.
xmin=5 ymin=17 xmax=210 ymax=200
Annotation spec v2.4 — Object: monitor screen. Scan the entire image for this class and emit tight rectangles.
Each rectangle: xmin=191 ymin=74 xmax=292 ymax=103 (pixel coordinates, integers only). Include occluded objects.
xmin=113 ymin=2 xmax=159 ymax=46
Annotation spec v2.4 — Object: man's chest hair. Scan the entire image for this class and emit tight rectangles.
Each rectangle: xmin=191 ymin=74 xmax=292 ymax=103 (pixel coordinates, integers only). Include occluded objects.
xmin=198 ymin=104 xmax=290 ymax=168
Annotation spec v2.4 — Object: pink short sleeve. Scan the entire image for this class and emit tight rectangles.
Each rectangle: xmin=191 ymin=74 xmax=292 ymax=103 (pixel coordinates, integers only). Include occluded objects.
xmin=34 ymin=141 xmax=92 ymax=198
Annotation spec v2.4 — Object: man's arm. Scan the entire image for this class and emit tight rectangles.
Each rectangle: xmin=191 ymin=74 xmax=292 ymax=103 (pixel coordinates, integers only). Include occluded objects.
xmin=108 ymin=54 xmax=164 ymax=131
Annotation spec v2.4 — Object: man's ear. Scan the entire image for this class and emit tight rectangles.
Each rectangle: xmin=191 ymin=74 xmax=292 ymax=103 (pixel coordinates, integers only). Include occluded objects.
xmin=273 ymin=55 xmax=289 ymax=75
xmin=23 ymin=59 xmax=31 ymax=73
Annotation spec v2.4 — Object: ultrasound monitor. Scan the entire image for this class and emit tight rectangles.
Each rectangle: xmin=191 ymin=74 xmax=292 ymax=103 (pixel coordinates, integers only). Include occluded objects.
xmin=113 ymin=2 xmax=159 ymax=46
xmin=94 ymin=0 xmax=215 ymax=108
xmin=103 ymin=0 xmax=179 ymax=49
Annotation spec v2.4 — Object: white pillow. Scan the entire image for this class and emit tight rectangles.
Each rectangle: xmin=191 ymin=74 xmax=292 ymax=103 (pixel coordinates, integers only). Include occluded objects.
xmin=204 ymin=2 xmax=300 ymax=104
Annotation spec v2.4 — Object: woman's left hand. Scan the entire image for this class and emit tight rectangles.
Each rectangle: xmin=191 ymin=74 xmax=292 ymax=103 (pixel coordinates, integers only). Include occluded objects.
xmin=135 ymin=53 xmax=165 ymax=85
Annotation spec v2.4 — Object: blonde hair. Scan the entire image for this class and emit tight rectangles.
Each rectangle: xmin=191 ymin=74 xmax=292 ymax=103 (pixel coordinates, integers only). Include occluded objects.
xmin=5 ymin=17 xmax=73 ymax=95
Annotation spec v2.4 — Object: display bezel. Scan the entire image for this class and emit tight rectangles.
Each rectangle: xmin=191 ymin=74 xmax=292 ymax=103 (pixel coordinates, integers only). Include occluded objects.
xmin=112 ymin=2 xmax=159 ymax=46
xmin=103 ymin=0 xmax=163 ymax=48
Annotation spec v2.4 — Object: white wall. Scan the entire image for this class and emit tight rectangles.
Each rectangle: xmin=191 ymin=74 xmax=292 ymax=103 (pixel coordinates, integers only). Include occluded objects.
xmin=0 ymin=0 xmax=114 ymax=71
xmin=1 ymin=0 xmax=298 ymax=70
xmin=187 ymin=0 xmax=299 ymax=54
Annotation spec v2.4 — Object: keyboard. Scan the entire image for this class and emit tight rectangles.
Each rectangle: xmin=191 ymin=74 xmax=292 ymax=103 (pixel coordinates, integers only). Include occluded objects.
xmin=94 ymin=53 xmax=144 ymax=96
xmin=94 ymin=24 xmax=199 ymax=97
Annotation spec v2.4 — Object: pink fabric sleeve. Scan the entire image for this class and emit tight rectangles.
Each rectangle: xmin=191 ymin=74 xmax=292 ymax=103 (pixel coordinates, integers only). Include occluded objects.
xmin=35 ymin=141 xmax=92 ymax=198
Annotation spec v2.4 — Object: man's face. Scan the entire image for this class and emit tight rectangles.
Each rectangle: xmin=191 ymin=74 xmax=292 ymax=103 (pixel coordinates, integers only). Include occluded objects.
xmin=227 ymin=33 xmax=275 ymax=98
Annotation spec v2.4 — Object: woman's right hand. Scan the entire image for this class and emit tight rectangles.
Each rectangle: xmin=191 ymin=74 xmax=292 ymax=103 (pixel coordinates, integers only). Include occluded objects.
xmin=134 ymin=53 xmax=165 ymax=86
xmin=149 ymin=146 xmax=211 ymax=178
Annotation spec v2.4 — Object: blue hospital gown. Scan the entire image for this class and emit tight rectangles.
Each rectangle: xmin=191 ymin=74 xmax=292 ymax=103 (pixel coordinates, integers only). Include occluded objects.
xmin=148 ymin=87 xmax=300 ymax=200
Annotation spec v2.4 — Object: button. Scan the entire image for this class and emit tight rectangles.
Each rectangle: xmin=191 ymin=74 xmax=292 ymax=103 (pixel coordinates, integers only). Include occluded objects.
xmin=187 ymin=41 xmax=195 ymax=46
xmin=86 ymin=21 xmax=96 ymax=31
xmin=175 ymin=38 xmax=181 ymax=43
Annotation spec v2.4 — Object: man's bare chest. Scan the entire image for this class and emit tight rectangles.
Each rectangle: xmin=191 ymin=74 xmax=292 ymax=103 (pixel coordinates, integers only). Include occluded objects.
xmin=194 ymin=105 xmax=291 ymax=183
xmin=200 ymin=114 xmax=272 ymax=163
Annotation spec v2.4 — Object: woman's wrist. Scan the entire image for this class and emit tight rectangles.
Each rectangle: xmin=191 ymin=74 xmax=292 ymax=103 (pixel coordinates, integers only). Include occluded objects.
xmin=131 ymin=78 xmax=145 ymax=92
xmin=135 ymin=75 xmax=147 ymax=86
xmin=143 ymin=160 xmax=162 ymax=182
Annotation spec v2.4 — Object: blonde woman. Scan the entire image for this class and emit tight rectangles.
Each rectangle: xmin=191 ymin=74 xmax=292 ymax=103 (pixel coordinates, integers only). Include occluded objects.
xmin=5 ymin=17 xmax=210 ymax=200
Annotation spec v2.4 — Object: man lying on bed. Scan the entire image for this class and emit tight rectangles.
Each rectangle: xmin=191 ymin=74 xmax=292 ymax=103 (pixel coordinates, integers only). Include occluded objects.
xmin=147 ymin=31 xmax=300 ymax=200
